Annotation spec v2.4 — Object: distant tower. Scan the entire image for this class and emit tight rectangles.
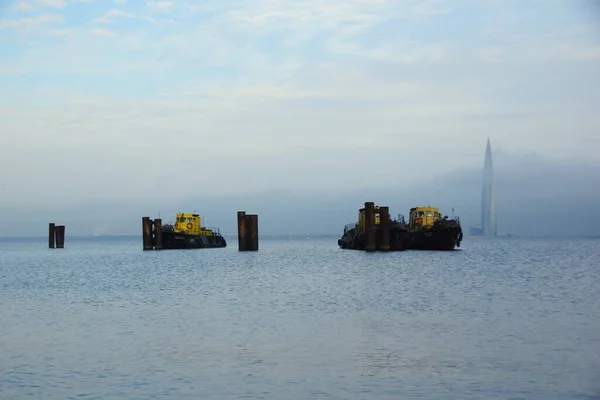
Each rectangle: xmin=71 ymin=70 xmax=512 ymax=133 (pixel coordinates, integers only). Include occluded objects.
xmin=480 ymin=138 xmax=496 ymax=236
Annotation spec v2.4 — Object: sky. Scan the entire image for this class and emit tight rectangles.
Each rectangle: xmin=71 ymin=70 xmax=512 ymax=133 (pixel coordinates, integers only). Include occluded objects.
xmin=1 ymin=0 xmax=599 ymax=235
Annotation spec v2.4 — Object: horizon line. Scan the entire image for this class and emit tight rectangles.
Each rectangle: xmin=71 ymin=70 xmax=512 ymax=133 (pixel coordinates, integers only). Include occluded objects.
xmin=0 ymin=234 xmax=599 ymax=240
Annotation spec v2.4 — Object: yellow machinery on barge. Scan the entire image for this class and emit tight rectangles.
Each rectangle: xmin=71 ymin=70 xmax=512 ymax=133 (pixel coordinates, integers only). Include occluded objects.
xmin=407 ymin=206 xmax=463 ymax=250
xmin=159 ymin=213 xmax=226 ymax=249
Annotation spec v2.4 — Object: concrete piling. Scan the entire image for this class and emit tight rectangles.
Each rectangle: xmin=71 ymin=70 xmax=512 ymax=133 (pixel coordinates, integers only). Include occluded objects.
xmin=49 ymin=223 xmax=55 ymax=248
xmin=153 ymin=218 xmax=163 ymax=250
xmin=364 ymin=202 xmax=376 ymax=252
xmin=55 ymin=225 xmax=65 ymax=248
xmin=142 ymin=217 xmax=154 ymax=250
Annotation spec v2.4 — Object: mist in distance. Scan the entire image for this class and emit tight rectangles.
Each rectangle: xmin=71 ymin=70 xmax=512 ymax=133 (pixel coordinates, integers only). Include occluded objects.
xmin=1 ymin=150 xmax=599 ymax=238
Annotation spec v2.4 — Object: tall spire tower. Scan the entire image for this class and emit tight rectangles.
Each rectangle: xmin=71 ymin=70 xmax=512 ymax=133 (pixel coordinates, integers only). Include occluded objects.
xmin=481 ymin=138 xmax=496 ymax=236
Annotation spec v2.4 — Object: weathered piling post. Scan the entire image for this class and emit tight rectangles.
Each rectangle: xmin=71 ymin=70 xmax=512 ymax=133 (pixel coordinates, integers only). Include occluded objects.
xmin=237 ymin=211 xmax=247 ymax=251
xmin=379 ymin=206 xmax=390 ymax=251
xmin=55 ymin=225 xmax=65 ymax=248
xmin=153 ymin=218 xmax=163 ymax=250
xmin=49 ymin=223 xmax=55 ymax=248
xmin=365 ymin=202 xmax=376 ymax=252
xmin=142 ymin=217 xmax=154 ymax=250
xmin=237 ymin=211 xmax=259 ymax=251
xmin=245 ymin=214 xmax=259 ymax=251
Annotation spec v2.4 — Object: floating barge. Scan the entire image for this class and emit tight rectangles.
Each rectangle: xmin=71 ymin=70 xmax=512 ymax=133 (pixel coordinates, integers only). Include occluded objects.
xmin=338 ymin=203 xmax=463 ymax=251
xmin=338 ymin=202 xmax=412 ymax=252
xmin=142 ymin=213 xmax=226 ymax=250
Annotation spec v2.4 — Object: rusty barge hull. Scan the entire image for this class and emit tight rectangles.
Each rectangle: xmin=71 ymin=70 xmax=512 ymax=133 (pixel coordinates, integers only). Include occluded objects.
xmin=159 ymin=230 xmax=226 ymax=249
xmin=338 ymin=226 xmax=412 ymax=251
xmin=337 ymin=202 xmax=412 ymax=252
xmin=408 ymin=229 xmax=462 ymax=251
xmin=337 ymin=202 xmax=463 ymax=252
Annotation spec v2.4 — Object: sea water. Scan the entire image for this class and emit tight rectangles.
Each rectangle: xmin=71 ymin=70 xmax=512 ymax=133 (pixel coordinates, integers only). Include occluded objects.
xmin=1 ymin=236 xmax=599 ymax=399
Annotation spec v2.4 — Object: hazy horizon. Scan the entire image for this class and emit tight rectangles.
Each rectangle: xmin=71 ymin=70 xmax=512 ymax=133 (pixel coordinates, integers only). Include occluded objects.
xmin=1 ymin=149 xmax=599 ymax=238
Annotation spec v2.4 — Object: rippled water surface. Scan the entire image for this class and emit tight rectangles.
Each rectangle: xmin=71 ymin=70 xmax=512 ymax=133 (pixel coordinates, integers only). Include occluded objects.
xmin=1 ymin=235 xmax=599 ymax=399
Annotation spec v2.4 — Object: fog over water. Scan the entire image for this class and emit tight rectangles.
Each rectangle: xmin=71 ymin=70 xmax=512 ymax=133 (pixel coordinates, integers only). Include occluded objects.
xmin=1 ymin=152 xmax=598 ymax=238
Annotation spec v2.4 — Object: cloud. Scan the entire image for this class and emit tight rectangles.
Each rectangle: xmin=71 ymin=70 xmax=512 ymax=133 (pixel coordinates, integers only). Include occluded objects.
xmin=474 ymin=47 xmax=505 ymax=63
xmin=92 ymin=8 xmax=153 ymax=24
xmin=8 ymin=0 xmax=35 ymax=12
xmin=0 ymin=0 xmax=599 ymax=215
xmin=0 ymin=13 xmax=64 ymax=29
xmin=35 ymin=0 xmax=67 ymax=8
xmin=88 ymin=28 xmax=117 ymax=36
xmin=225 ymin=0 xmax=395 ymax=36
xmin=551 ymin=44 xmax=600 ymax=61
xmin=46 ymin=28 xmax=74 ymax=36
xmin=92 ymin=9 xmax=128 ymax=23
xmin=147 ymin=1 xmax=172 ymax=11
xmin=7 ymin=0 xmax=92 ymax=11
xmin=0 ymin=65 xmax=27 ymax=74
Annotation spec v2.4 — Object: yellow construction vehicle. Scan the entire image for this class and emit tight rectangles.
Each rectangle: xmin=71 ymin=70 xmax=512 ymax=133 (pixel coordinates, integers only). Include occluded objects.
xmin=408 ymin=206 xmax=442 ymax=231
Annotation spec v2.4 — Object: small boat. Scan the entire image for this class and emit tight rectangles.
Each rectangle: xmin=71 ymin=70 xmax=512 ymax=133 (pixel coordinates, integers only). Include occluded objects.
xmin=407 ymin=206 xmax=463 ymax=250
xmin=159 ymin=213 xmax=226 ymax=249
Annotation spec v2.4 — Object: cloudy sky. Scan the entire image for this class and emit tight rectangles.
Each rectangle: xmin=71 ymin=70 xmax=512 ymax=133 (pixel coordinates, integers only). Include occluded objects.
xmin=1 ymin=0 xmax=599 ymax=213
